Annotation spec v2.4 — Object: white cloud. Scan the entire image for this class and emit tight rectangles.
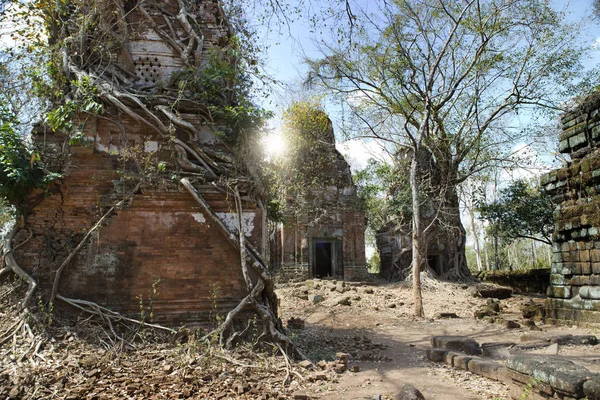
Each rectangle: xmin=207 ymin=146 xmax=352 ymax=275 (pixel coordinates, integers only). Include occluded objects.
xmin=336 ymin=139 xmax=391 ymax=171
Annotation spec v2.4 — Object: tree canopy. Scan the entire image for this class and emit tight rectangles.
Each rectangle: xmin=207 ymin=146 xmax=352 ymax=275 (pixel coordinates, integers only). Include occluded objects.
xmin=306 ymin=0 xmax=590 ymax=315
xmin=478 ymin=179 xmax=553 ymax=245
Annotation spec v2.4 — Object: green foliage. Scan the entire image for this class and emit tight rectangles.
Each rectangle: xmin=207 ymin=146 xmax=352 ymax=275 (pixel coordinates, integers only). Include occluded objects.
xmin=353 ymin=158 xmax=392 ymax=244
xmin=367 ymin=251 xmax=380 ymax=274
xmin=43 ymin=76 xmax=103 ymax=136
xmin=0 ymin=108 xmax=58 ymax=211
xmin=172 ymin=41 xmax=271 ymax=145
xmin=263 ymin=100 xmax=349 ymax=219
xmin=478 ymin=180 xmax=553 ymax=245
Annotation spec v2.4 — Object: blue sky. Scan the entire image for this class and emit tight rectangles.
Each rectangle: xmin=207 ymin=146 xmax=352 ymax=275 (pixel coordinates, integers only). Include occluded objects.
xmin=257 ymin=0 xmax=600 ymax=171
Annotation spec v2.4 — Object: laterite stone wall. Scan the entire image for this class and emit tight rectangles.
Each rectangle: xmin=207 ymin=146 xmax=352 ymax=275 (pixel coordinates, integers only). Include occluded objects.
xmin=542 ymin=94 xmax=600 ymax=325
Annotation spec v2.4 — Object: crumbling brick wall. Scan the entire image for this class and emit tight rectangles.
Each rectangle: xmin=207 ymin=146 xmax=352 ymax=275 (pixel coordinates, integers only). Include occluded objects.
xmin=16 ymin=116 xmax=264 ymax=325
xmin=12 ymin=0 xmax=266 ymax=325
xmin=542 ymin=93 xmax=600 ymax=325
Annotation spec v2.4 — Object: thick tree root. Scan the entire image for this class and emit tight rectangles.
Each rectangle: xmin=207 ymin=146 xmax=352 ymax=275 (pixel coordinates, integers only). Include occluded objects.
xmin=2 ymin=226 xmax=37 ymax=309
xmin=181 ymin=179 xmax=302 ymax=359
xmin=56 ymin=294 xmax=176 ymax=334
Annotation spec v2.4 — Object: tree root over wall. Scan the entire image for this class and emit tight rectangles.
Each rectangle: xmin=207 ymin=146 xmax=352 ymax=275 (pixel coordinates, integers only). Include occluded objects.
xmin=7 ymin=0 xmax=304 ymax=360
xmin=181 ymin=179 xmax=305 ymax=360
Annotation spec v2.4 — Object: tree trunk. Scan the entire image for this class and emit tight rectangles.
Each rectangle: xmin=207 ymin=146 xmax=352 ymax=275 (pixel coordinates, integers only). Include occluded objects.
xmin=484 ymin=239 xmax=490 ymax=271
xmin=410 ymin=155 xmax=424 ymax=318
xmin=468 ymin=201 xmax=483 ymax=272
xmin=440 ymin=185 xmax=472 ymax=280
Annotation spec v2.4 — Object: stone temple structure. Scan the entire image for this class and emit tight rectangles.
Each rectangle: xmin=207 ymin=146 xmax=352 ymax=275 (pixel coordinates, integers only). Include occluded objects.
xmin=11 ymin=0 xmax=269 ymax=325
xmin=543 ymin=94 xmax=600 ymax=325
xmin=268 ymin=116 xmax=368 ymax=281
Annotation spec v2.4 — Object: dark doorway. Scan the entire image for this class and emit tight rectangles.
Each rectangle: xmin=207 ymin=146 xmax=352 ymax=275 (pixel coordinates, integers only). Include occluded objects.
xmin=315 ymin=242 xmax=333 ymax=278
xmin=428 ymin=254 xmax=441 ymax=275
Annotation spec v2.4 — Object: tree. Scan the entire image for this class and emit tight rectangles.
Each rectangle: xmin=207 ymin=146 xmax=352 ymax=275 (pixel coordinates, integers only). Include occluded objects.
xmin=353 ymin=158 xmax=393 ymax=247
xmin=478 ymin=179 xmax=553 ymax=246
xmin=307 ymin=0 xmax=587 ymax=317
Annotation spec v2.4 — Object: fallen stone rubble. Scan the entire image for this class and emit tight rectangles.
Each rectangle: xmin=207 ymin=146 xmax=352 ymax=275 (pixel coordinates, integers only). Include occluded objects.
xmin=426 ymin=335 xmax=600 ymax=400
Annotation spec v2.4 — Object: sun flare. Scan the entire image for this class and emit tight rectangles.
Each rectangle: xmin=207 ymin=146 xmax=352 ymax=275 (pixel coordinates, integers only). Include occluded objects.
xmin=263 ymin=130 xmax=286 ymax=159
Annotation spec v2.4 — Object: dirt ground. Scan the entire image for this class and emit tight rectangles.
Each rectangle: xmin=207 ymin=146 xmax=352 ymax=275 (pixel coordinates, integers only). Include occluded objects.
xmin=2 ymin=275 xmax=600 ymax=399
xmin=275 ymin=277 xmax=600 ymax=400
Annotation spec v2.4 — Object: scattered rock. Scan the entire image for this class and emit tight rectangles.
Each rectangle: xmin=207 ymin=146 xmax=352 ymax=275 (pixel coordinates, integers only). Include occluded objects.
xmin=314 ymin=372 xmax=328 ymax=381
xmin=393 ymin=384 xmax=425 ymax=400
xmin=365 ymin=288 xmax=375 ymax=294
xmin=387 ymin=303 xmax=397 ymax=308
xmin=474 ymin=308 xmax=497 ymax=319
xmin=350 ymin=365 xmax=360 ymax=372
xmin=293 ymin=289 xmax=309 ymax=301
xmin=337 ymin=297 xmax=352 ymax=306
xmin=335 ymin=282 xmax=346 ymax=293
xmin=520 ymin=302 xmax=545 ymax=320
xmin=486 ymin=299 xmax=501 ymax=313
xmin=298 ymin=360 xmax=313 ymax=369
xmin=502 ymin=320 xmax=521 ymax=329
xmin=333 ymin=362 xmax=346 ymax=373
xmin=546 ymin=343 xmax=559 ymax=355
xmin=434 ymin=312 xmax=459 ymax=319
xmin=8 ymin=387 xmax=20 ymax=399
xmin=293 ymin=390 xmax=310 ymax=399
xmin=310 ymin=294 xmax=324 ymax=304
xmin=431 ymin=336 xmax=482 ymax=355
xmin=550 ymin=335 xmax=598 ymax=346
xmin=521 ymin=319 xmax=542 ymax=331
xmin=336 ymin=353 xmax=350 ymax=365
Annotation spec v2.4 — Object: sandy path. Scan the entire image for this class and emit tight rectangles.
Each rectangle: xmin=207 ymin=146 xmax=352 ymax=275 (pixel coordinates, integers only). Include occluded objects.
xmin=277 ymin=279 xmax=600 ymax=400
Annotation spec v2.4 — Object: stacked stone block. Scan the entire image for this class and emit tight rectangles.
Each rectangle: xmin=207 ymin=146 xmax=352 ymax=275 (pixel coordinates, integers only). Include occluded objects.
xmin=542 ymin=94 xmax=600 ymax=325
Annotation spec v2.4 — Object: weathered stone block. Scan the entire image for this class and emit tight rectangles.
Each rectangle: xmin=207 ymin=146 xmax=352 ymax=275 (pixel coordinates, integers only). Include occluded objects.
xmin=453 ymin=355 xmax=475 ymax=370
xmin=551 ymin=274 xmax=568 ymax=286
xmin=431 ymin=336 xmax=482 ymax=356
xmin=481 ymin=342 xmax=513 ymax=360
xmin=583 ymin=375 xmax=600 ymax=400
xmin=506 ymin=369 xmax=555 ymax=397
xmin=443 ymin=350 xmax=462 ymax=367
xmin=559 ymin=139 xmax=570 ymax=153
xmin=581 ymin=250 xmax=591 ymax=262
xmin=468 ymin=358 xmax=505 ymax=382
xmin=547 ymin=286 xmax=571 ymax=299
xmin=579 ymin=286 xmax=600 ymax=299
xmin=591 ymin=249 xmax=600 ymax=263
xmin=548 ymin=370 xmax=591 ymax=398
xmin=425 ymin=348 xmax=447 ymax=362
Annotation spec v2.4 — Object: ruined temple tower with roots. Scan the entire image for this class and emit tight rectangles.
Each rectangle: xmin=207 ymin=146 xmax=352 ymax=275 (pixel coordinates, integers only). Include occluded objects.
xmin=2 ymin=0 xmax=293 ymax=347
xmin=268 ymin=108 xmax=368 ymax=282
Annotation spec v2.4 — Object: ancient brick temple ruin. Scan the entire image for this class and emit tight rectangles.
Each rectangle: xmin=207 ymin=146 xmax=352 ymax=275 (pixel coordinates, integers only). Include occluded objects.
xmin=9 ymin=0 xmax=271 ymax=325
xmin=376 ymin=221 xmax=450 ymax=281
xmin=543 ymin=94 xmax=600 ymax=325
xmin=269 ymin=118 xmax=367 ymax=281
